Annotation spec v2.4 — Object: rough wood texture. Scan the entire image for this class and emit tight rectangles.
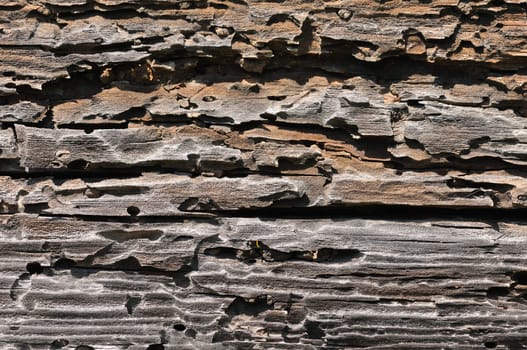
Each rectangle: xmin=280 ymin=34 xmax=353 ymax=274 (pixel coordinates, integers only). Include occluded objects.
xmin=2 ymin=1 xmax=527 ymax=349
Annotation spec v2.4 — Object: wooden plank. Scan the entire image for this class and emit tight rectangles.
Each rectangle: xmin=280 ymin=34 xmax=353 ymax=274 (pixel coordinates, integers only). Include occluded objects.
xmin=2 ymin=0 xmax=527 ymax=348
xmin=1 ymin=215 xmax=527 ymax=348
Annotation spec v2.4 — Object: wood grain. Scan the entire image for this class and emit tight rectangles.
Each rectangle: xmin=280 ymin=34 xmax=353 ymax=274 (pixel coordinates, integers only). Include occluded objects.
xmin=1 ymin=0 xmax=527 ymax=349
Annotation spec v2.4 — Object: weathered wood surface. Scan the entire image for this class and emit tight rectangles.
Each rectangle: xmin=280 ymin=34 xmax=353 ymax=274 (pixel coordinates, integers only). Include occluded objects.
xmin=2 ymin=0 xmax=527 ymax=349
xmin=2 ymin=214 xmax=527 ymax=350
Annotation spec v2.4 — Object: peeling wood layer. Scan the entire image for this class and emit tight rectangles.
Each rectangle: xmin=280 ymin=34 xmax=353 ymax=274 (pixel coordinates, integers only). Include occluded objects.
xmin=2 ymin=0 xmax=527 ymax=349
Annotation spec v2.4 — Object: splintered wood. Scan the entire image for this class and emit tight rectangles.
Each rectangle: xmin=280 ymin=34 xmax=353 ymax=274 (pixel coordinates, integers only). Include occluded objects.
xmin=1 ymin=0 xmax=527 ymax=349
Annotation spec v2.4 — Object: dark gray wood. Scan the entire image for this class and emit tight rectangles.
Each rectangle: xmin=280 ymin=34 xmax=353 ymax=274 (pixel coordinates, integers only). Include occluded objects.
xmin=1 ymin=215 xmax=527 ymax=349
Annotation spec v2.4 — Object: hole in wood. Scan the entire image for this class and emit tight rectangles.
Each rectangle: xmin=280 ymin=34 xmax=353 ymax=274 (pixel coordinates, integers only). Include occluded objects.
xmin=267 ymin=95 xmax=287 ymax=101
xmin=486 ymin=286 xmax=509 ymax=298
xmin=248 ymin=84 xmax=260 ymax=93
xmin=125 ymin=295 xmax=141 ymax=315
xmin=51 ymin=339 xmax=69 ymax=348
xmin=146 ymin=345 xmax=164 ymax=350
xmin=260 ymin=113 xmax=277 ymax=121
xmin=304 ymin=320 xmax=325 ymax=339
xmin=512 ymin=271 xmax=527 ymax=284
xmin=484 ymin=341 xmax=497 ymax=348
xmin=67 ymin=159 xmax=89 ymax=170
xmin=54 ymin=258 xmax=76 ymax=269
xmin=202 ymin=95 xmax=216 ymax=102
xmin=174 ymin=323 xmax=186 ymax=331
xmin=26 ymin=262 xmax=43 ymax=274
xmin=127 ymin=206 xmax=140 ymax=216
xmin=226 ymin=296 xmax=272 ymax=317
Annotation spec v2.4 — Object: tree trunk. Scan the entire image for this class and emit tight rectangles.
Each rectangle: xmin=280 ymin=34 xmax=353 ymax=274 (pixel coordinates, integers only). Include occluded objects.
xmin=1 ymin=1 xmax=527 ymax=349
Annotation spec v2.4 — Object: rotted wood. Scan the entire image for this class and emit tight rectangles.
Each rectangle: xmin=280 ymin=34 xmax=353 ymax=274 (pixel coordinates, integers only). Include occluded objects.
xmin=1 ymin=0 xmax=527 ymax=349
